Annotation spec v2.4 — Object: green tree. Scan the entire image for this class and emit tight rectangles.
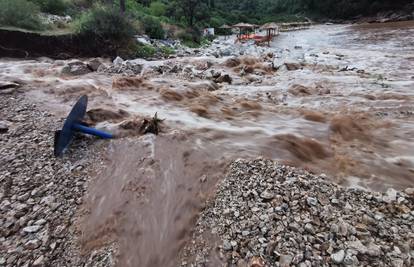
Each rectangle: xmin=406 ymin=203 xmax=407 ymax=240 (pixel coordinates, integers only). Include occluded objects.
xmin=149 ymin=1 xmax=167 ymax=17
xmin=173 ymin=0 xmax=209 ymax=27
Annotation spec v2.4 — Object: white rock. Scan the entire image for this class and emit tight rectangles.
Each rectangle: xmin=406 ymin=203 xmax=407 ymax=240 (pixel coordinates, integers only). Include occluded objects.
xmin=331 ymin=250 xmax=345 ymax=264
xmin=383 ymin=188 xmax=397 ymax=203
xmin=260 ymin=190 xmax=274 ymax=200
xmin=306 ymin=197 xmax=317 ymax=206
xmin=33 ymin=255 xmax=44 ymax=266
xmin=366 ymin=242 xmax=381 ymax=256
xmin=404 ymin=188 xmax=414 ymax=196
xmin=223 ymin=240 xmax=232 ymax=251
xmin=113 ymin=56 xmax=124 ymax=65
xmin=23 ymin=225 xmax=41 ymax=233
xmin=34 ymin=219 xmax=47 ymax=225
xmin=347 ymin=240 xmax=368 ymax=254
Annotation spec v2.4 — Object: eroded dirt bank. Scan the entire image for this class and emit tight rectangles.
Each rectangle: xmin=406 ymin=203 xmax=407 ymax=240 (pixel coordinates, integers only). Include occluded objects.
xmin=1 ymin=21 xmax=414 ymax=266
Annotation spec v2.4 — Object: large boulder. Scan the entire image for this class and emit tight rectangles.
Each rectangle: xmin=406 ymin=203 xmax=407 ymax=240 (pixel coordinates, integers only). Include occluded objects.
xmin=61 ymin=61 xmax=91 ymax=76
xmin=87 ymin=58 xmax=104 ymax=72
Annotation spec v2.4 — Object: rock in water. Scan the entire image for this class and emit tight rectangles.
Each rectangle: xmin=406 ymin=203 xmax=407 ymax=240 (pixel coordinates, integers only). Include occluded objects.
xmin=113 ymin=56 xmax=124 ymax=65
xmin=61 ymin=61 xmax=91 ymax=76
xmin=215 ymin=74 xmax=232 ymax=84
xmin=87 ymin=58 xmax=103 ymax=72
xmin=383 ymin=188 xmax=397 ymax=203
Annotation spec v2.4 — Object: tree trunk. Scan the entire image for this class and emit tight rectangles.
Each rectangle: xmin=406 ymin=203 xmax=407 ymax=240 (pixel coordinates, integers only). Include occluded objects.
xmin=120 ymin=0 xmax=126 ymax=14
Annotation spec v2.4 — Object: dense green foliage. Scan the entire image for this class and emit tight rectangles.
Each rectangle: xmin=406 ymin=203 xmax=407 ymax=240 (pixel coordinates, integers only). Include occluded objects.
xmin=0 ymin=0 xmax=45 ymax=30
xmin=118 ymin=41 xmax=156 ymax=58
xmin=148 ymin=1 xmax=167 ymax=17
xmin=2 ymin=0 xmax=412 ymax=32
xmin=141 ymin=15 xmax=165 ymax=39
xmin=29 ymin=0 xmax=71 ymax=15
xmin=74 ymin=5 xmax=135 ymax=42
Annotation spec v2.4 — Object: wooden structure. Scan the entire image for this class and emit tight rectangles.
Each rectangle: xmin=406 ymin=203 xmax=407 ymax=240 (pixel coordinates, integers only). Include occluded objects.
xmin=255 ymin=22 xmax=280 ymax=46
xmin=233 ymin=23 xmax=258 ymax=43
xmin=279 ymin=22 xmax=311 ymax=32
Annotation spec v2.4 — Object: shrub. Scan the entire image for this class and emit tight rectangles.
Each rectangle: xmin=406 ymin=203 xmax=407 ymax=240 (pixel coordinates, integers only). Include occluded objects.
xmin=141 ymin=16 xmax=165 ymax=39
xmin=149 ymin=1 xmax=167 ymax=17
xmin=118 ymin=42 xmax=156 ymax=59
xmin=136 ymin=44 xmax=156 ymax=58
xmin=0 ymin=0 xmax=44 ymax=30
xmin=29 ymin=0 xmax=71 ymax=15
xmin=160 ymin=46 xmax=175 ymax=56
xmin=74 ymin=5 xmax=135 ymax=43
xmin=177 ymin=28 xmax=202 ymax=47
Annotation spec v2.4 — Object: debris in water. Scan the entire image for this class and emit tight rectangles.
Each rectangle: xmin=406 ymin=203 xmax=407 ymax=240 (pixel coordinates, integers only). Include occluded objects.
xmin=139 ymin=112 xmax=163 ymax=135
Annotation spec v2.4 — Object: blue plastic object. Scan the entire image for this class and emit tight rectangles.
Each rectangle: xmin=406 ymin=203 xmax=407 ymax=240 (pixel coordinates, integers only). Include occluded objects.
xmin=54 ymin=95 xmax=113 ymax=157
xmin=72 ymin=124 xmax=113 ymax=139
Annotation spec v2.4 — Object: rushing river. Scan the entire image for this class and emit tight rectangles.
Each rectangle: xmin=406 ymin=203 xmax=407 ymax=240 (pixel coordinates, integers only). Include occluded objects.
xmin=1 ymin=21 xmax=413 ymax=266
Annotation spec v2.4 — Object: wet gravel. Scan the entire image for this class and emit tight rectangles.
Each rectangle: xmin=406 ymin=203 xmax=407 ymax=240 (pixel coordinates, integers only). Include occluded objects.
xmin=182 ymin=159 xmax=414 ymax=267
xmin=0 ymin=91 xmax=114 ymax=266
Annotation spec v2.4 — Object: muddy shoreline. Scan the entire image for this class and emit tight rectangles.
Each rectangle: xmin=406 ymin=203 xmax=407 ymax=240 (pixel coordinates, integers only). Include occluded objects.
xmin=0 ymin=28 xmax=121 ymax=59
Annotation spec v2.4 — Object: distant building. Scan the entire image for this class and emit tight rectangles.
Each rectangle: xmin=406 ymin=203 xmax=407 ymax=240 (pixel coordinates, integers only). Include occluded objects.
xmin=203 ymin=28 xmax=215 ymax=36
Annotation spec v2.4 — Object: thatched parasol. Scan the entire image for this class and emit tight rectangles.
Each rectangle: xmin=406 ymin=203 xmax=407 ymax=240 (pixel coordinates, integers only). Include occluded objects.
xmin=261 ymin=22 xmax=279 ymax=30
xmin=232 ymin=23 xmax=255 ymax=29
xmin=220 ymin=24 xmax=232 ymax=29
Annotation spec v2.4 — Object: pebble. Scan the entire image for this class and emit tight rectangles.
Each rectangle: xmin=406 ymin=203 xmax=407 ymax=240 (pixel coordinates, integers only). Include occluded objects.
xmin=306 ymin=197 xmax=317 ymax=206
xmin=181 ymin=159 xmax=414 ymax=266
xmin=331 ymin=250 xmax=345 ymax=264
xmin=260 ymin=190 xmax=274 ymax=200
xmin=24 ymin=239 xmax=41 ymax=250
xmin=32 ymin=255 xmax=45 ymax=266
xmin=279 ymin=254 xmax=293 ymax=267
xmin=22 ymin=225 xmax=41 ymax=233
xmin=0 ymin=94 xmax=106 ymax=267
xmin=0 ymin=120 xmax=9 ymax=133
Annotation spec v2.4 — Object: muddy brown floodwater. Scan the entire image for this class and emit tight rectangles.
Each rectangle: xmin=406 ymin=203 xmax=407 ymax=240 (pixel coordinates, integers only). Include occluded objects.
xmin=1 ymin=21 xmax=413 ymax=266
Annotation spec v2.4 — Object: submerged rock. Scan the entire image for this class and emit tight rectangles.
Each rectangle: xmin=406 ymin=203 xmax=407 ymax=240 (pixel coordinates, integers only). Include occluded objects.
xmin=215 ymin=74 xmax=232 ymax=84
xmin=284 ymin=62 xmax=303 ymax=71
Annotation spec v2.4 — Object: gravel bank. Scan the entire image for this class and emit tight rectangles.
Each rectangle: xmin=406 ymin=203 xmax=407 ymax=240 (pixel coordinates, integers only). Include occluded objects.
xmin=0 ymin=91 xmax=112 ymax=266
xmin=182 ymin=159 xmax=414 ymax=267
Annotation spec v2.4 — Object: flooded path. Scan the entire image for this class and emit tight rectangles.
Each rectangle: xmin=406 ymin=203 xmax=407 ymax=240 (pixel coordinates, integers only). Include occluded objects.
xmin=1 ymin=21 xmax=413 ymax=266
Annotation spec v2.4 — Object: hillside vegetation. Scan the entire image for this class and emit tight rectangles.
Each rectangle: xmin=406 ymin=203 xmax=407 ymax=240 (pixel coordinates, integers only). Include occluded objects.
xmin=0 ymin=0 xmax=412 ymax=55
